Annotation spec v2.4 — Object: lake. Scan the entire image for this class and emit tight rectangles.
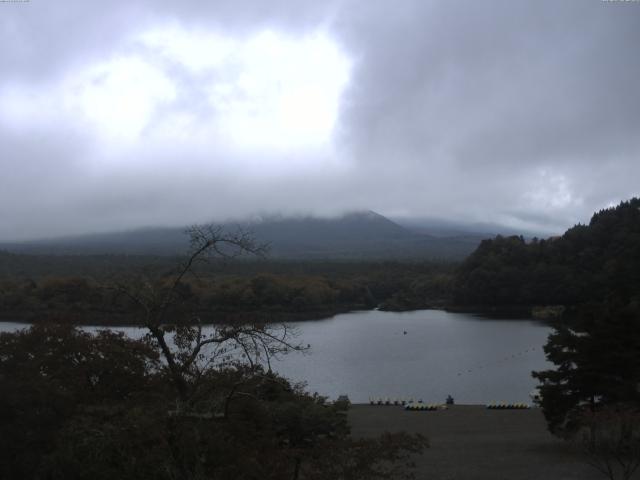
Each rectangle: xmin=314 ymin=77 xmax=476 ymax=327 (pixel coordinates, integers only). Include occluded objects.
xmin=0 ymin=309 xmax=552 ymax=404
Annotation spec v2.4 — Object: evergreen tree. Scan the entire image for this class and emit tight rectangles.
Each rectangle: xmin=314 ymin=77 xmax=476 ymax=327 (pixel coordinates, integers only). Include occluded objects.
xmin=533 ymin=301 xmax=640 ymax=435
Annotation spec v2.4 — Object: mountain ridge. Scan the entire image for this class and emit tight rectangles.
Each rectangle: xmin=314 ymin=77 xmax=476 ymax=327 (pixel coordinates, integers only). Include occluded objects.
xmin=0 ymin=211 xmax=486 ymax=260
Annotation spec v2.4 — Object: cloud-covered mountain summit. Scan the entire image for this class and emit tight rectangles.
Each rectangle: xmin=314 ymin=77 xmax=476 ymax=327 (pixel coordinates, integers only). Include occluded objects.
xmin=1 ymin=1 xmax=638 ymax=240
xmin=1 ymin=211 xmax=483 ymax=260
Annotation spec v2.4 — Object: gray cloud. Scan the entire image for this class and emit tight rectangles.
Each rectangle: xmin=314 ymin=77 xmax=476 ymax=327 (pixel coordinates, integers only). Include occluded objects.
xmin=1 ymin=0 xmax=639 ymax=240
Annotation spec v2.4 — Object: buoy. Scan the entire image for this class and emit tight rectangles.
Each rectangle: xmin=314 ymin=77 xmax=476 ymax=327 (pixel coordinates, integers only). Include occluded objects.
xmin=488 ymin=402 xmax=531 ymax=410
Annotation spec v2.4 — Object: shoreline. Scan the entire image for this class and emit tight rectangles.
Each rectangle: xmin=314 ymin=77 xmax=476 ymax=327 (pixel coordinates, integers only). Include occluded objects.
xmin=0 ymin=305 xmax=362 ymax=327
xmin=0 ymin=305 xmax=552 ymax=328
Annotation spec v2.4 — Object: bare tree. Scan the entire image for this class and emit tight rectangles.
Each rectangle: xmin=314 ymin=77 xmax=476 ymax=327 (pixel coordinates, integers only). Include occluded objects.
xmin=111 ymin=225 xmax=305 ymax=403
xmin=578 ymin=405 xmax=640 ymax=480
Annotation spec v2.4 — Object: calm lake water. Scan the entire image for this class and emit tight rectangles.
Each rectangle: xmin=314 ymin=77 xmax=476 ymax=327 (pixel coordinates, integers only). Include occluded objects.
xmin=0 ymin=309 xmax=552 ymax=404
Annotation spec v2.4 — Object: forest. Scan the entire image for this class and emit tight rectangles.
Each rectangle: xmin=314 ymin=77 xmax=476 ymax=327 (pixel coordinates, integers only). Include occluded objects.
xmin=0 ymin=256 xmax=454 ymax=324
xmin=453 ymin=198 xmax=640 ymax=310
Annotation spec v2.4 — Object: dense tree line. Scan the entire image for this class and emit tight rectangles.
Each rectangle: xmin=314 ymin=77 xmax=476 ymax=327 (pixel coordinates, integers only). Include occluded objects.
xmin=0 ymin=261 xmax=455 ymax=324
xmin=453 ymin=198 xmax=640 ymax=308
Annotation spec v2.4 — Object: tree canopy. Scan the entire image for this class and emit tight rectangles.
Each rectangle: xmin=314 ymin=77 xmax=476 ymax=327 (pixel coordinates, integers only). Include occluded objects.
xmin=532 ymin=301 xmax=640 ymax=434
xmin=0 ymin=315 xmax=426 ymax=480
xmin=453 ymin=198 xmax=640 ymax=309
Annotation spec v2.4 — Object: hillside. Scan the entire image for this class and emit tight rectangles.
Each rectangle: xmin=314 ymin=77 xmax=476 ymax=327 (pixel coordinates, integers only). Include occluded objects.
xmin=0 ymin=211 xmax=482 ymax=260
xmin=453 ymin=198 xmax=640 ymax=307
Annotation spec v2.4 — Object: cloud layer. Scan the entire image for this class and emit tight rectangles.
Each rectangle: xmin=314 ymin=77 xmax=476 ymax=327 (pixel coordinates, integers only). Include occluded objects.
xmin=1 ymin=0 xmax=639 ymax=240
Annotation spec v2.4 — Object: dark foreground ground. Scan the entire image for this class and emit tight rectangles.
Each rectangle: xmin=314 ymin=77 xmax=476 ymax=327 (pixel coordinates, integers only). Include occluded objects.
xmin=348 ymin=405 xmax=611 ymax=480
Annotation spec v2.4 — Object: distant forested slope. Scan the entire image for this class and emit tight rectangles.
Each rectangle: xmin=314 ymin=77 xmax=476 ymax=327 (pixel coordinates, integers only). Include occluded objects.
xmin=453 ymin=198 xmax=640 ymax=307
xmin=0 ymin=211 xmax=482 ymax=260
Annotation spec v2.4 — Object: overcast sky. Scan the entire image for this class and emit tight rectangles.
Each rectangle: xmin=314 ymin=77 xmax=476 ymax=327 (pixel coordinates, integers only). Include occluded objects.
xmin=1 ymin=0 xmax=639 ymax=241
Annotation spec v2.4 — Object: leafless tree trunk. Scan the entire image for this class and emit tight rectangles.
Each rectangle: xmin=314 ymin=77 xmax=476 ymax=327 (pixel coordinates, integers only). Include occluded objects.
xmin=110 ymin=225 xmax=305 ymax=403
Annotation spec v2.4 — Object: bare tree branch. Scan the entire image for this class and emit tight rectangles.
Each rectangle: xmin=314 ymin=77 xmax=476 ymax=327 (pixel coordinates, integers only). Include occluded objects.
xmin=104 ymin=224 xmax=302 ymax=406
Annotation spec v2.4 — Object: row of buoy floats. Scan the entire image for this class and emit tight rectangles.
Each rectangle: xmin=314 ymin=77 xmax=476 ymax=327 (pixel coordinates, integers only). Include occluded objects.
xmin=405 ymin=403 xmax=447 ymax=411
xmin=486 ymin=402 xmax=530 ymax=409
xmin=369 ymin=397 xmax=415 ymax=405
xmin=369 ymin=398 xmax=531 ymax=409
